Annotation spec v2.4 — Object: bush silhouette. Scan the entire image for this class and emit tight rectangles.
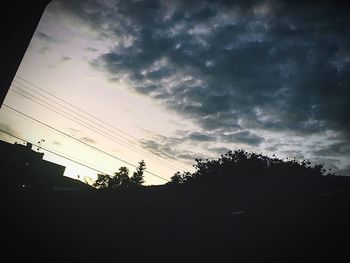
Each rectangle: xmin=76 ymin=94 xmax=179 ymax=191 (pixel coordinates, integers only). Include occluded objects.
xmin=169 ymin=149 xmax=327 ymax=185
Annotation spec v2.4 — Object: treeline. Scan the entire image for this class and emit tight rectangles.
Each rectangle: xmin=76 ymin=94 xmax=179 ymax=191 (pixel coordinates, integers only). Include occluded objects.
xmin=93 ymin=160 xmax=146 ymax=189
xmin=169 ymin=149 xmax=331 ymax=185
xmin=92 ymin=149 xmax=332 ymax=189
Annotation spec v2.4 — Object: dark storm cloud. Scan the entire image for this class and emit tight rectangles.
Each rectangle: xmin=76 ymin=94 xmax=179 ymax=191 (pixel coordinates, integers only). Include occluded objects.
xmin=141 ymin=135 xmax=212 ymax=163
xmin=221 ymin=131 xmax=264 ymax=146
xmin=209 ymin=146 xmax=231 ymax=155
xmin=338 ymin=164 xmax=350 ymax=176
xmin=176 ymin=153 xmax=197 ymax=162
xmin=36 ymin=31 xmax=57 ymax=43
xmin=141 ymin=139 xmax=179 ymax=159
xmin=53 ymin=1 xmax=350 ymax=144
xmin=280 ymin=150 xmax=305 ymax=160
xmin=314 ymin=142 xmax=350 ymax=157
xmin=187 ymin=132 xmax=215 ymax=142
xmin=36 ymin=31 xmax=58 ymax=53
xmin=265 ymin=146 xmax=279 ymax=152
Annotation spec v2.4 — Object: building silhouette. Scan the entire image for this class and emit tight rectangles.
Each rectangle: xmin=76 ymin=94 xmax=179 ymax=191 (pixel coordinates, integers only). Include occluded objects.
xmin=1 ymin=140 xmax=91 ymax=190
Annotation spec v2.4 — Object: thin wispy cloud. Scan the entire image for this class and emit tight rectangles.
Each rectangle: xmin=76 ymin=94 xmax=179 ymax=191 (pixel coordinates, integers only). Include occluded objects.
xmin=80 ymin=136 xmax=97 ymax=144
xmin=36 ymin=31 xmax=57 ymax=43
xmin=0 ymin=123 xmax=21 ymax=138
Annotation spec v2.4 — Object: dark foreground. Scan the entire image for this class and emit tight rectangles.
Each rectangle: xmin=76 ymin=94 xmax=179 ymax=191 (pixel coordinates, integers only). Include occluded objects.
xmin=2 ymin=175 xmax=350 ymax=262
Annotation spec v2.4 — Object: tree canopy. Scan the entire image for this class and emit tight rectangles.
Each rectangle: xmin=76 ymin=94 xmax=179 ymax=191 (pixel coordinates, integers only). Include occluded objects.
xmin=93 ymin=160 xmax=146 ymax=189
xmin=130 ymin=160 xmax=146 ymax=186
xmin=169 ymin=149 xmax=330 ymax=185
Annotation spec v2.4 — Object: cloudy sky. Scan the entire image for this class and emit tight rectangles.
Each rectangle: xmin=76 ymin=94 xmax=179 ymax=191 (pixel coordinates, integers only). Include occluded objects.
xmin=1 ymin=0 xmax=350 ymax=184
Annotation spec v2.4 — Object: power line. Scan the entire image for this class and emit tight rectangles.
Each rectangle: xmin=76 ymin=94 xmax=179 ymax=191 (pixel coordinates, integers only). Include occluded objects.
xmin=9 ymin=85 xmax=182 ymax=172
xmin=0 ymin=128 xmax=111 ymax=176
xmin=1 ymin=104 xmax=170 ymax=182
xmin=15 ymin=75 xmax=188 ymax=170
xmin=12 ymin=80 xmax=188 ymax=171
xmin=10 ymin=84 xmax=183 ymax=171
xmin=13 ymin=79 xmax=141 ymax=146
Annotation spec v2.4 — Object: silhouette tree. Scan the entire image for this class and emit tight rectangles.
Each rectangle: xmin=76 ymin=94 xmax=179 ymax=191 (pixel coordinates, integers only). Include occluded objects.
xmin=170 ymin=171 xmax=193 ymax=184
xmin=130 ymin=160 xmax=146 ymax=186
xmin=110 ymin=166 xmax=130 ymax=188
xmin=170 ymin=172 xmax=183 ymax=184
xmin=93 ymin=161 xmax=148 ymax=189
xmin=93 ymin=173 xmax=112 ymax=189
xmin=169 ymin=149 xmax=327 ymax=185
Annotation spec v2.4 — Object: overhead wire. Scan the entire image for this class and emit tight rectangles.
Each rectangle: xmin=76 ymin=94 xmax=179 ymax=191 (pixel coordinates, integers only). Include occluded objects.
xmin=12 ymin=79 xmax=141 ymax=146
xmin=0 ymin=128 xmax=113 ymax=176
xmin=9 ymin=85 xmax=182 ymax=172
xmin=1 ymin=104 xmax=170 ymax=182
xmin=12 ymin=78 xmax=189 ymax=171
xmin=15 ymin=75 xmax=189 ymax=170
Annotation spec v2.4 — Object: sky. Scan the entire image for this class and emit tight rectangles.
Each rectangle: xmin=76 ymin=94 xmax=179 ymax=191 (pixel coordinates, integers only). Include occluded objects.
xmin=0 ymin=0 xmax=350 ymax=184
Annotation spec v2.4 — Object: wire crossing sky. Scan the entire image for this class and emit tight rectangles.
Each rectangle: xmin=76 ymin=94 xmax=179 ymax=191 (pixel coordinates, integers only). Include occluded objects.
xmin=2 ymin=103 xmax=170 ymax=182
xmin=0 ymin=128 xmax=112 ymax=176
xmin=10 ymin=79 xmax=187 ymax=171
xmin=14 ymin=75 xmax=188 ymax=170
xmin=0 ymin=0 xmax=349 ymax=183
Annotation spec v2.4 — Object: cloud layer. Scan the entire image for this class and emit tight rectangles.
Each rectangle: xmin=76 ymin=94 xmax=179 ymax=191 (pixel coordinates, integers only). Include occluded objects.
xmin=48 ymin=0 xmax=350 ymax=172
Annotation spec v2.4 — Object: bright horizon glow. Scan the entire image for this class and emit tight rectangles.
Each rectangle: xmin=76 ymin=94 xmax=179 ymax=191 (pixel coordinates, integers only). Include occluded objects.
xmin=0 ymin=70 xmax=196 ymax=184
xmin=0 ymin=2 xmax=197 ymax=185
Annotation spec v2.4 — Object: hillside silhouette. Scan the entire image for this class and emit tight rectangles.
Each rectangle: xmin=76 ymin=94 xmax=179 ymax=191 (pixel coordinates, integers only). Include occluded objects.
xmin=1 ymin=144 xmax=350 ymax=262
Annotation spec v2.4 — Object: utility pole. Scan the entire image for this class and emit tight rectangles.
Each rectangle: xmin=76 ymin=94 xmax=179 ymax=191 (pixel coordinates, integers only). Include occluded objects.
xmin=0 ymin=1 xmax=51 ymax=107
